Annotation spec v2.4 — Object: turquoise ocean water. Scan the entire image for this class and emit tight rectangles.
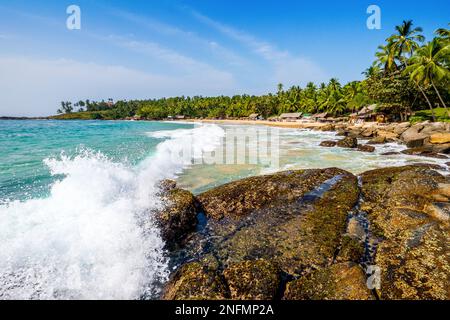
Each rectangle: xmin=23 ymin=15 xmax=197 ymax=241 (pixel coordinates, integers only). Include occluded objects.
xmin=0 ymin=120 xmax=194 ymax=202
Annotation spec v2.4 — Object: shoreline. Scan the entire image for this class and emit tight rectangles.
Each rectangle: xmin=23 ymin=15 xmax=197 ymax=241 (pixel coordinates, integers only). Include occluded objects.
xmin=181 ymin=118 xmax=450 ymax=162
xmin=181 ymin=118 xmax=333 ymax=129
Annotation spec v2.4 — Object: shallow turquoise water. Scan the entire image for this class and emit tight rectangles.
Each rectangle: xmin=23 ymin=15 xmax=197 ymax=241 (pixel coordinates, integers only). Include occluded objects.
xmin=0 ymin=120 xmax=193 ymax=201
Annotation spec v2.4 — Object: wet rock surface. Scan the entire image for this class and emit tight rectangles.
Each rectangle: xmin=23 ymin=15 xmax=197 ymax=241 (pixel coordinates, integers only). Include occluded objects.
xmin=159 ymin=165 xmax=450 ymax=300
xmin=155 ymin=180 xmax=198 ymax=246
xmin=223 ymin=259 xmax=281 ymax=300
xmin=360 ymin=165 xmax=450 ymax=300
xmin=336 ymin=137 xmax=358 ymax=148
xmin=313 ymin=121 xmax=449 ymax=156
xmin=319 ymin=140 xmax=337 ymax=147
xmin=163 ymin=168 xmax=361 ymax=299
xmin=162 ymin=261 xmax=228 ymax=300
xmin=357 ymin=144 xmax=375 ymax=153
xmin=283 ymin=262 xmax=374 ymax=300
xmin=401 ymin=148 xmax=448 ymax=159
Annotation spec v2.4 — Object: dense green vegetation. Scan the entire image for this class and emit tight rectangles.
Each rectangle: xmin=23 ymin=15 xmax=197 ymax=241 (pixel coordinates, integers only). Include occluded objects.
xmin=55 ymin=21 xmax=449 ymax=122
xmin=410 ymin=108 xmax=450 ymax=123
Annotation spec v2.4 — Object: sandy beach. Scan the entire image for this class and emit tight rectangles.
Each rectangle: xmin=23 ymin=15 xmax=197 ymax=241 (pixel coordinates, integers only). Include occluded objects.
xmin=182 ymin=118 xmax=330 ymax=129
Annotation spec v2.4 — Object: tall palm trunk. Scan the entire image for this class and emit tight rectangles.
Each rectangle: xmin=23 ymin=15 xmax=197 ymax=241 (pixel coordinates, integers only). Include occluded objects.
xmin=431 ymin=80 xmax=450 ymax=118
xmin=417 ymin=84 xmax=436 ymax=122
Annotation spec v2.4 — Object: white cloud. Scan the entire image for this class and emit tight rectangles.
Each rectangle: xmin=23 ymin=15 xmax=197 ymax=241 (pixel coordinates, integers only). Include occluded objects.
xmin=190 ymin=10 xmax=329 ymax=87
xmin=0 ymin=56 xmax=235 ymax=117
xmin=191 ymin=10 xmax=288 ymax=61
xmin=99 ymin=35 xmax=229 ymax=76
xmin=109 ymin=10 xmax=248 ymax=67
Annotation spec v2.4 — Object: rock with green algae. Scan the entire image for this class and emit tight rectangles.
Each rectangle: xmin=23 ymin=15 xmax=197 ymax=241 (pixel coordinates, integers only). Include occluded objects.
xmin=162 ymin=168 xmax=362 ymax=300
xmin=195 ymin=168 xmax=360 ymax=276
xmin=336 ymin=136 xmax=358 ymax=148
xmin=162 ymin=261 xmax=228 ymax=300
xmin=283 ymin=262 xmax=374 ymax=300
xmin=196 ymin=167 xmax=357 ymax=220
xmin=335 ymin=235 xmax=365 ymax=263
xmin=155 ymin=181 xmax=198 ymax=244
xmin=223 ymin=259 xmax=281 ymax=300
xmin=181 ymin=168 xmax=359 ymax=275
xmin=360 ymin=165 xmax=450 ymax=300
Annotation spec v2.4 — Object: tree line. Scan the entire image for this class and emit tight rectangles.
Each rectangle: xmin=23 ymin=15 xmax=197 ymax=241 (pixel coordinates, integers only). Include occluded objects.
xmin=57 ymin=21 xmax=449 ymax=122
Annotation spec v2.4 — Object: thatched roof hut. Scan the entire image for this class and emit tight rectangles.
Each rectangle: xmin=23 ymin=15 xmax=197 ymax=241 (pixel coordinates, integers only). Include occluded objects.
xmin=356 ymin=104 xmax=377 ymax=118
xmin=312 ymin=112 xmax=329 ymax=121
xmin=248 ymin=113 xmax=261 ymax=120
xmin=279 ymin=113 xmax=302 ymax=121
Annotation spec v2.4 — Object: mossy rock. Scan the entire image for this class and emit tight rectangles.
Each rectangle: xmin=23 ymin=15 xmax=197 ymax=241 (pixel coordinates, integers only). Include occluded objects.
xmin=283 ymin=262 xmax=374 ymax=300
xmin=336 ymin=137 xmax=358 ymax=148
xmin=156 ymin=186 xmax=198 ymax=245
xmin=162 ymin=262 xmax=228 ymax=300
xmin=197 ymin=167 xmax=356 ymax=220
xmin=223 ymin=259 xmax=281 ymax=300
xmin=336 ymin=235 xmax=364 ymax=263
xmin=375 ymin=223 xmax=450 ymax=300
xmin=360 ymin=165 xmax=450 ymax=299
xmin=193 ymin=168 xmax=359 ymax=276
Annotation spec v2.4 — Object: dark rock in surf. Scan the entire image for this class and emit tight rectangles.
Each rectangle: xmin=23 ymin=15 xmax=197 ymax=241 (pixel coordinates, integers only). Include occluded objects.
xmin=357 ymin=144 xmax=375 ymax=153
xmin=155 ymin=182 xmax=198 ymax=245
xmin=319 ymin=140 xmax=337 ymax=147
xmin=336 ymin=137 xmax=358 ymax=148
xmin=401 ymin=148 xmax=448 ymax=159
xmin=368 ymin=136 xmax=386 ymax=145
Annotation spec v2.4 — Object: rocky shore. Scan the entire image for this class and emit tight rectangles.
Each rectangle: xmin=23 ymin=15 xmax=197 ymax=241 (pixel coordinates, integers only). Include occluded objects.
xmin=192 ymin=119 xmax=450 ymax=159
xmin=316 ymin=121 xmax=450 ymax=159
xmin=156 ymin=164 xmax=449 ymax=300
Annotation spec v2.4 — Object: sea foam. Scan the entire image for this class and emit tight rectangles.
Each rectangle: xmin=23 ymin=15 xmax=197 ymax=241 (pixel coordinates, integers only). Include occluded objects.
xmin=0 ymin=124 xmax=225 ymax=300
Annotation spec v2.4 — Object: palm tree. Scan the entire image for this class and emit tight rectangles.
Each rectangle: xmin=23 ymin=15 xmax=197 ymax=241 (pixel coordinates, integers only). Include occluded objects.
xmin=328 ymin=78 xmax=341 ymax=92
xmin=387 ymin=20 xmax=425 ymax=68
xmin=436 ymin=23 xmax=450 ymax=42
xmin=277 ymin=83 xmax=284 ymax=95
xmin=344 ymin=81 xmax=361 ymax=112
xmin=375 ymin=44 xmax=398 ymax=74
xmin=362 ymin=65 xmax=381 ymax=78
xmin=316 ymin=79 xmax=346 ymax=115
xmin=405 ymin=38 xmax=450 ymax=118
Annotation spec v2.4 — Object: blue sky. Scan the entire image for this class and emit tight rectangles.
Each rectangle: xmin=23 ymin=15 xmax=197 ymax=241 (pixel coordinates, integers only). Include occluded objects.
xmin=0 ymin=0 xmax=449 ymax=116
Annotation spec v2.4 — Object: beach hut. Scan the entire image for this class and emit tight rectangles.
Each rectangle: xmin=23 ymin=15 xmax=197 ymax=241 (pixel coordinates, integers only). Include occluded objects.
xmin=349 ymin=104 xmax=379 ymax=124
xmin=279 ymin=113 xmax=302 ymax=122
xmin=248 ymin=113 xmax=262 ymax=120
xmin=312 ymin=112 xmax=329 ymax=122
xmin=358 ymin=104 xmax=377 ymax=118
xmin=357 ymin=104 xmax=378 ymax=122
